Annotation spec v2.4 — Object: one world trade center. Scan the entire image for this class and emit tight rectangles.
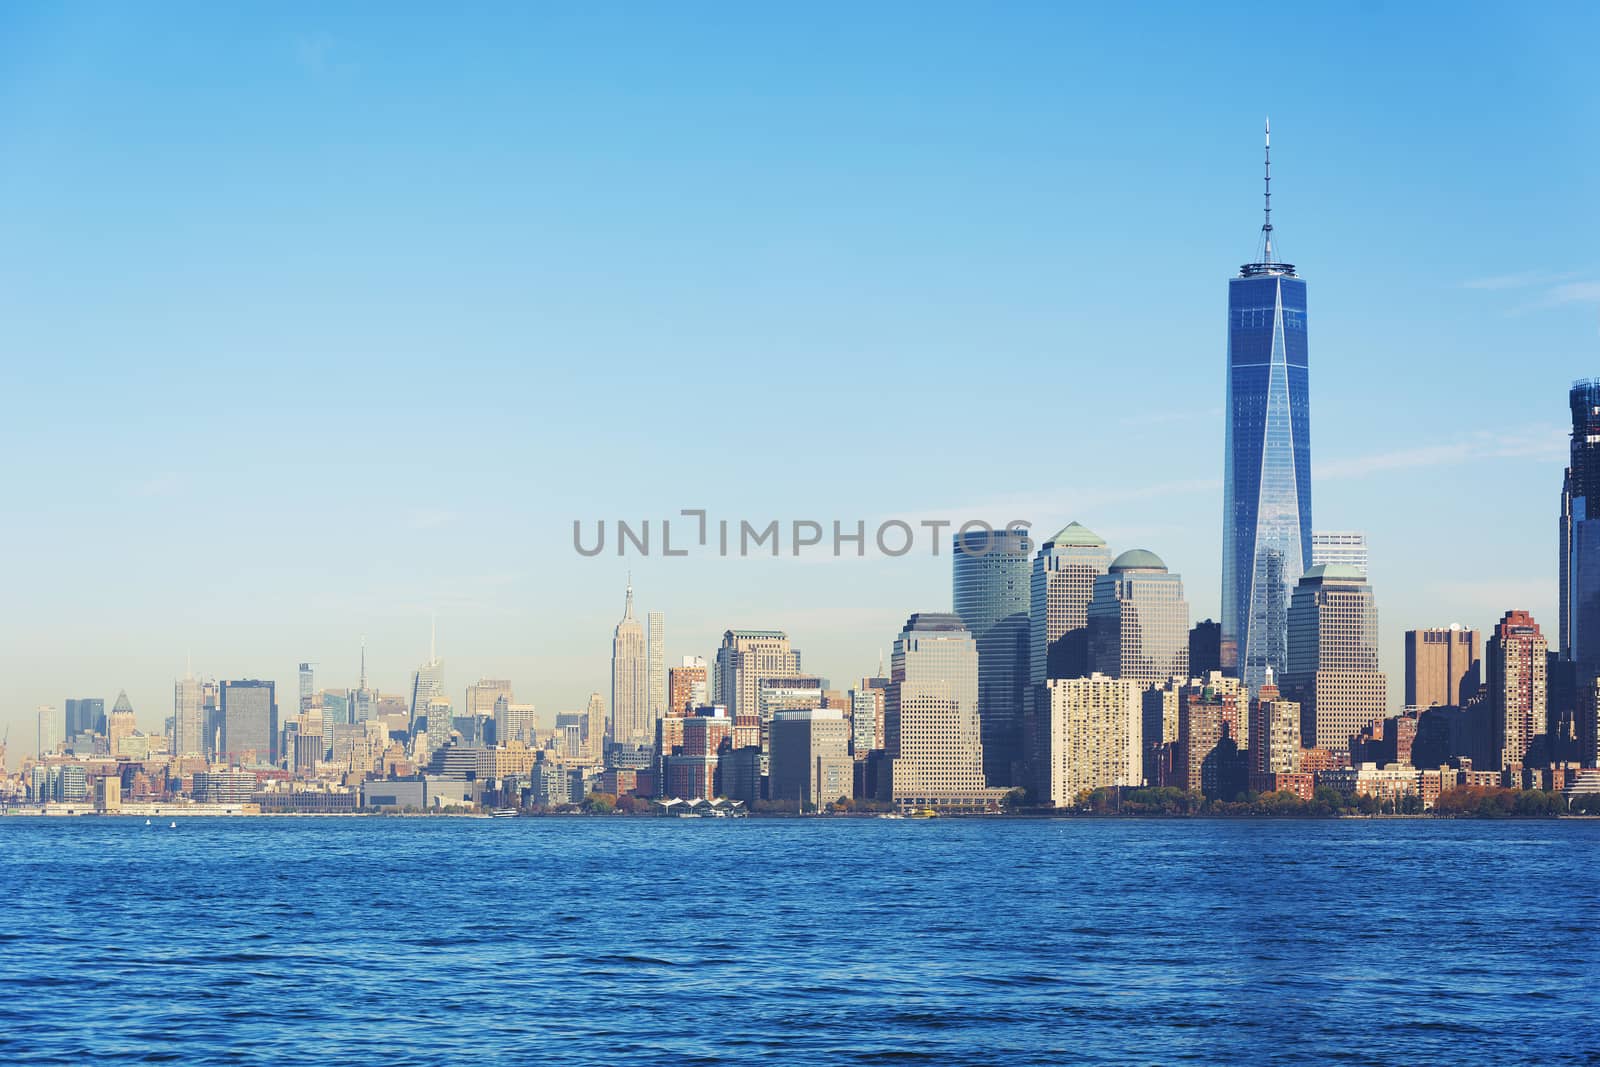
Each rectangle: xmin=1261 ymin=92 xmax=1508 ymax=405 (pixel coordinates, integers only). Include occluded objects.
xmin=1222 ymin=120 xmax=1312 ymax=692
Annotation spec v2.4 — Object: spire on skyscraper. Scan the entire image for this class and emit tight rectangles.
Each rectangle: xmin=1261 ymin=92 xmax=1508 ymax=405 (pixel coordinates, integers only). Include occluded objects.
xmin=1262 ymin=116 xmax=1273 ymax=262
xmin=624 ymin=574 xmax=635 ymax=618
xmin=1242 ymin=118 xmax=1294 ymax=278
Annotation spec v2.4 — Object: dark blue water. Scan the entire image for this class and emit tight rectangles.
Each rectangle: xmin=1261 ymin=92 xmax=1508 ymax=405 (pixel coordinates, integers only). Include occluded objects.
xmin=2 ymin=817 xmax=1596 ymax=1065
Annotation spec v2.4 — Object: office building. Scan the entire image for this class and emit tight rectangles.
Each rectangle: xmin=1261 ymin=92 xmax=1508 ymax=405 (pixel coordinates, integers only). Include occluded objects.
xmin=757 ymin=677 xmax=827 ymax=755
xmin=1188 ymin=620 xmax=1222 ymax=677
xmin=849 ymin=687 xmax=881 ymax=756
xmin=408 ymin=630 xmax=444 ymax=737
xmin=647 ymin=611 xmax=666 ymax=722
xmin=1029 ymin=523 xmax=1113 ymax=686
xmin=584 ymin=692 xmax=606 ymax=760
xmin=769 ymin=708 xmax=852 ymax=808
xmin=496 ymin=702 xmax=536 ymax=747
xmin=1087 ymin=550 xmax=1190 ymax=686
xmin=611 ymin=581 xmax=649 ymax=748
xmin=465 ymin=679 xmax=513 ymax=719
xmin=174 ymin=672 xmax=205 ymax=756
xmin=667 ymin=658 xmax=708 ymax=717
xmin=1404 ymin=626 xmax=1482 ymax=708
xmin=1222 ymin=123 xmax=1313 ymax=690
xmin=298 ymin=663 xmax=315 ymax=714
xmin=953 ymin=526 xmax=1032 ymax=788
xmin=221 ymin=680 xmax=279 ymax=766
xmin=108 ymin=692 xmax=137 ymax=758
xmin=35 ymin=706 xmax=57 ymax=759
xmin=1037 ymin=674 xmax=1141 ymax=806
xmin=1488 ymin=611 xmax=1547 ymax=770
xmin=1172 ymin=675 xmax=1247 ymax=798
xmin=1311 ymin=531 xmax=1368 ymax=574
xmin=714 ymin=629 xmax=802 ymax=724
xmin=1282 ymin=565 xmax=1386 ymax=752
xmin=1561 ymin=380 xmax=1600 ymax=675
xmin=1249 ymin=674 xmax=1302 ymax=776
xmin=880 ymin=613 xmax=1003 ymax=811
xmin=65 ymin=697 xmax=105 ymax=739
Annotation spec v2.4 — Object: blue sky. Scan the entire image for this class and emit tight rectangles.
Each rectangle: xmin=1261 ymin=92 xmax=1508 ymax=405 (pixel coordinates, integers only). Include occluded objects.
xmin=2 ymin=3 xmax=1597 ymax=741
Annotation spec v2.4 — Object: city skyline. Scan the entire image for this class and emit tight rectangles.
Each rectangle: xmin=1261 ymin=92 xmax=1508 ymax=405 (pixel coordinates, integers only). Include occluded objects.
xmin=2 ymin=6 xmax=1599 ymax=741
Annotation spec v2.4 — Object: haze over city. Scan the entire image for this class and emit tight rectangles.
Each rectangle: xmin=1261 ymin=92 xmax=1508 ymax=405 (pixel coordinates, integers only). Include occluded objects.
xmin=2 ymin=4 xmax=1596 ymax=741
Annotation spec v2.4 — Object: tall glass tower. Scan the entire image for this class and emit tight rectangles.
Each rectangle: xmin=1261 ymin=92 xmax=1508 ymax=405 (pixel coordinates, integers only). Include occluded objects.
xmin=1222 ymin=120 xmax=1312 ymax=693
xmin=952 ymin=527 xmax=1031 ymax=787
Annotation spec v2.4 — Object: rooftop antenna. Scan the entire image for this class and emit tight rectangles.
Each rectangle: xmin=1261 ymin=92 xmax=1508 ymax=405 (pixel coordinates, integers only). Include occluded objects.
xmin=360 ymin=634 xmax=367 ymax=691
xmin=430 ymin=613 xmax=437 ymax=664
xmin=625 ymin=572 xmax=635 ymax=617
xmin=1262 ymin=116 xmax=1273 ymax=262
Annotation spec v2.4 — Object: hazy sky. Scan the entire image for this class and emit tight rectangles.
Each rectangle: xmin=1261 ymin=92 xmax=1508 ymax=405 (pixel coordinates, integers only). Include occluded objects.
xmin=2 ymin=3 xmax=1597 ymax=743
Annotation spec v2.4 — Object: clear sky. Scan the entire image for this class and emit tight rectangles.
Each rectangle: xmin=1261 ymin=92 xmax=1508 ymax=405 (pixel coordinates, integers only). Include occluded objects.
xmin=2 ymin=3 xmax=1597 ymax=743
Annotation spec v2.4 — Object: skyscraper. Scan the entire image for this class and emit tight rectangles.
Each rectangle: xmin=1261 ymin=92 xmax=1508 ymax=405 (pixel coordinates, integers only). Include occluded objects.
xmin=610 ymin=581 xmax=648 ymax=749
xmin=1087 ymin=550 xmax=1190 ymax=687
xmin=647 ymin=610 xmax=666 ymax=725
xmin=1560 ymin=380 xmax=1600 ymax=679
xmin=108 ymin=691 xmax=137 ymax=758
xmin=952 ymin=526 xmax=1032 ymax=788
xmin=584 ymin=692 xmax=607 ymax=759
xmin=220 ymin=679 xmax=278 ymax=766
xmin=408 ymin=624 xmax=444 ymax=736
xmin=1037 ymin=674 xmax=1141 ymax=806
xmin=1222 ymin=121 xmax=1313 ymax=692
xmin=1029 ymin=523 xmax=1113 ymax=686
xmin=65 ymin=697 xmax=105 ymax=738
xmin=298 ymin=663 xmax=315 ymax=714
xmin=1282 ymin=565 xmax=1385 ymax=752
xmin=174 ymin=670 xmax=205 ymax=756
xmin=1487 ymin=611 xmax=1547 ymax=771
xmin=1404 ymin=626 xmax=1482 ymax=708
xmin=667 ymin=657 xmax=708 ymax=717
xmin=880 ymin=613 xmax=1001 ymax=811
xmin=35 ymin=706 xmax=58 ymax=759
xmin=713 ymin=629 xmax=801 ymax=724
xmin=1311 ymin=531 xmax=1368 ymax=574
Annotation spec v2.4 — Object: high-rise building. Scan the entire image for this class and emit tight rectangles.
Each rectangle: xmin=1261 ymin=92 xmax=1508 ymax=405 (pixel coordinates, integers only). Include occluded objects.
xmin=1561 ymin=380 xmax=1600 ymax=678
xmin=647 ymin=611 xmax=666 ymax=724
xmin=769 ymin=709 xmax=852 ymax=808
xmin=1487 ymin=611 xmax=1547 ymax=771
xmin=1087 ymin=550 xmax=1190 ymax=687
xmin=174 ymin=671 xmax=205 ymax=756
xmin=584 ymin=693 xmax=606 ymax=760
xmin=1222 ymin=123 xmax=1313 ymax=691
xmin=1282 ymin=565 xmax=1385 ymax=752
xmin=849 ymin=686 xmax=882 ymax=756
xmin=1029 ymin=523 xmax=1113 ymax=686
xmin=465 ymin=679 xmax=513 ymax=721
xmin=496 ymin=701 xmax=536 ymax=747
xmin=1037 ymin=674 xmax=1141 ymax=806
xmin=65 ymin=697 xmax=105 ymax=738
xmin=1248 ymin=674 xmax=1301 ymax=776
xmin=713 ymin=630 xmax=801 ymax=724
xmin=1172 ymin=674 xmax=1247 ymax=797
xmin=1311 ymin=531 xmax=1368 ymax=574
xmin=610 ymin=581 xmax=649 ymax=749
xmin=35 ymin=706 xmax=58 ymax=759
xmin=220 ymin=679 xmax=278 ymax=766
xmin=757 ymin=677 xmax=826 ymax=756
xmin=952 ymin=527 xmax=1032 ymax=789
xmin=880 ymin=613 xmax=1001 ymax=811
xmin=298 ymin=663 xmax=315 ymax=714
xmin=108 ymin=691 xmax=137 ymax=757
xmin=1188 ymin=620 xmax=1222 ymax=677
xmin=667 ymin=657 xmax=708 ymax=718
xmin=408 ymin=625 xmax=444 ymax=737
xmin=1404 ymin=626 xmax=1482 ymax=708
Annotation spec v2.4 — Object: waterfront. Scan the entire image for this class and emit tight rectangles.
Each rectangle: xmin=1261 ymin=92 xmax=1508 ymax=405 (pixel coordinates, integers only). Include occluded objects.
xmin=2 ymin=819 xmax=1596 ymax=1065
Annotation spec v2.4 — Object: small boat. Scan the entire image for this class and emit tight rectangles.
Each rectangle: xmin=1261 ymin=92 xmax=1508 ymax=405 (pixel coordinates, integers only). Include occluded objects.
xmin=145 ymin=819 xmax=152 ymax=826
xmin=169 ymin=822 xmax=177 ymax=828
xmin=489 ymin=808 xmax=518 ymax=819
xmin=878 ymin=813 xmax=904 ymax=820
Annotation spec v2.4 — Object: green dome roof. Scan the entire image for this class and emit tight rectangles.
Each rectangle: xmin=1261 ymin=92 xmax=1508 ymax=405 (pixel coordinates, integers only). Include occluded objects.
xmin=1110 ymin=548 xmax=1167 ymax=572
xmin=1045 ymin=521 xmax=1106 ymax=548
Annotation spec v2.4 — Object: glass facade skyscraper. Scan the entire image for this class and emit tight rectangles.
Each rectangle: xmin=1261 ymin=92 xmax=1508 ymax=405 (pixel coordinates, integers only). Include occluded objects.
xmin=1560 ymin=379 xmax=1600 ymax=680
xmin=952 ymin=527 xmax=1031 ymax=787
xmin=1222 ymin=124 xmax=1312 ymax=693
